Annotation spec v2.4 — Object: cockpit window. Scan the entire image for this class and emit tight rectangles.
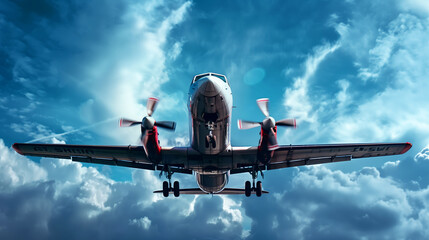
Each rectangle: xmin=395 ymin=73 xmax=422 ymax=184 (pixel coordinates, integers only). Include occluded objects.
xmin=212 ymin=73 xmax=227 ymax=82
xmin=194 ymin=74 xmax=209 ymax=82
xmin=192 ymin=73 xmax=229 ymax=85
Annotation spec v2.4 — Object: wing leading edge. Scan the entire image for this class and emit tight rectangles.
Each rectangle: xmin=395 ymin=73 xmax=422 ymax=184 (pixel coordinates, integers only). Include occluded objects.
xmin=231 ymin=142 xmax=412 ymax=173
xmin=12 ymin=143 xmax=192 ymax=174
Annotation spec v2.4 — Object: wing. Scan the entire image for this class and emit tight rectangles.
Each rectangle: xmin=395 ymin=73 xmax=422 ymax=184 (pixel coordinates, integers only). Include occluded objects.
xmin=231 ymin=142 xmax=412 ymax=173
xmin=12 ymin=143 xmax=191 ymax=174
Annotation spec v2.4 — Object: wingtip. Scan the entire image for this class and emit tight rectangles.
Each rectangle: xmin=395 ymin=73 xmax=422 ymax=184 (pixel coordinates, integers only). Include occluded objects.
xmin=237 ymin=120 xmax=242 ymax=130
xmin=119 ymin=118 xmax=123 ymax=127
xmin=294 ymin=119 xmax=297 ymax=128
xmin=12 ymin=143 xmax=23 ymax=155
xmin=400 ymin=142 xmax=412 ymax=154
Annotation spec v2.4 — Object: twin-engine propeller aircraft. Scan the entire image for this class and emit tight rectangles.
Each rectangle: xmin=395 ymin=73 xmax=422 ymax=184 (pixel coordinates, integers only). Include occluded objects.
xmin=13 ymin=73 xmax=412 ymax=197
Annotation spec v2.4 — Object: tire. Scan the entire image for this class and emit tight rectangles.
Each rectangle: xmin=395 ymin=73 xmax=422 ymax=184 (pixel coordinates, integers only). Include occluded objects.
xmin=205 ymin=136 xmax=209 ymax=148
xmin=163 ymin=181 xmax=169 ymax=197
xmin=245 ymin=181 xmax=251 ymax=197
xmin=256 ymin=181 xmax=262 ymax=197
xmin=173 ymin=181 xmax=180 ymax=197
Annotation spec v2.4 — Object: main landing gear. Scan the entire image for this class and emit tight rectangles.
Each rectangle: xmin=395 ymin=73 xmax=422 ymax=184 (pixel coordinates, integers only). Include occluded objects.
xmin=160 ymin=165 xmax=180 ymax=197
xmin=245 ymin=165 xmax=264 ymax=197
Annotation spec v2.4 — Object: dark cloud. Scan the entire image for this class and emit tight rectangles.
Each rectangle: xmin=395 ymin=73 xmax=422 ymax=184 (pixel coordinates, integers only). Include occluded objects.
xmin=0 ymin=141 xmax=244 ymax=239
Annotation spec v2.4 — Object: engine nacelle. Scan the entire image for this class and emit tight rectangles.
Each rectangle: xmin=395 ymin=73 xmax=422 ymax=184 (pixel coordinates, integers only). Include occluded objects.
xmin=257 ymin=126 xmax=277 ymax=164
xmin=142 ymin=126 xmax=162 ymax=164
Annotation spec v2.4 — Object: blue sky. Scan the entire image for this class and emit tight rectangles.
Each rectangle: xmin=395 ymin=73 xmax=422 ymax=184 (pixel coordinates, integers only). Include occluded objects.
xmin=2 ymin=0 xmax=429 ymax=239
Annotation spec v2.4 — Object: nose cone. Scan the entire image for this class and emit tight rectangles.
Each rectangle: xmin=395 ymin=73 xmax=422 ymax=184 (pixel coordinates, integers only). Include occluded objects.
xmin=198 ymin=76 xmax=222 ymax=97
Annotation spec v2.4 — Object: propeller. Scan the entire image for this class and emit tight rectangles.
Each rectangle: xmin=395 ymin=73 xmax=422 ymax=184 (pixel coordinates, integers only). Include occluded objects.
xmin=120 ymin=97 xmax=176 ymax=141
xmin=237 ymin=98 xmax=296 ymax=150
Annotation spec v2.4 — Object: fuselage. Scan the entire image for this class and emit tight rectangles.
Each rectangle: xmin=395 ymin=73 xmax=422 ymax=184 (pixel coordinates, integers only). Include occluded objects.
xmin=188 ymin=73 xmax=233 ymax=193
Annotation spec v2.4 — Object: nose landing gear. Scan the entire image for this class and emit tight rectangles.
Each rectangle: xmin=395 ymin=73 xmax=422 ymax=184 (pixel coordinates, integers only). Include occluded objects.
xmin=205 ymin=121 xmax=217 ymax=148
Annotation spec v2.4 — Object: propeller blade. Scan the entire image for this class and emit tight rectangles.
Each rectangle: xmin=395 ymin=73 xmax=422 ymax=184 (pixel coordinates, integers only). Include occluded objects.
xmin=147 ymin=97 xmax=159 ymax=117
xmin=155 ymin=121 xmax=176 ymax=131
xmin=119 ymin=118 xmax=142 ymax=127
xmin=256 ymin=98 xmax=270 ymax=117
xmin=238 ymin=120 xmax=261 ymax=130
xmin=268 ymin=128 xmax=279 ymax=151
xmin=276 ymin=118 xmax=297 ymax=128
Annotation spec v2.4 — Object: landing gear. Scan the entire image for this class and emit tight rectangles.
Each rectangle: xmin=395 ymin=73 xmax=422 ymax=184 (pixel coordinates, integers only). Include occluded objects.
xmin=206 ymin=135 xmax=217 ymax=148
xmin=162 ymin=181 xmax=169 ymax=197
xmin=173 ymin=181 xmax=180 ymax=197
xmin=244 ymin=166 xmax=264 ymax=197
xmin=160 ymin=165 xmax=180 ymax=198
xmin=256 ymin=181 xmax=262 ymax=197
xmin=245 ymin=181 xmax=251 ymax=197
xmin=205 ymin=121 xmax=217 ymax=148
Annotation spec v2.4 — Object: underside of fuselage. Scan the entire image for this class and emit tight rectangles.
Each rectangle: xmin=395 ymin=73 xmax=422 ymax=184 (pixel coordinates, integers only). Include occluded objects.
xmin=188 ymin=73 xmax=233 ymax=193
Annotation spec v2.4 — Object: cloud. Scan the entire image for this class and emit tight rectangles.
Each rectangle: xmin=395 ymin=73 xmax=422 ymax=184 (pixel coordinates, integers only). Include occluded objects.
xmin=329 ymin=13 xmax=429 ymax=143
xmin=0 ymin=139 xmax=46 ymax=190
xmin=0 ymin=138 xmax=246 ymax=239
xmin=0 ymin=0 xmax=192 ymax=145
xmin=243 ymin=162 xmax=429 ymax=239
xmin=280 ymin=9 xmax=429 ymax=146
xmin=129 ymin=216 xmax=151 ymax=230
xmin=283 ymin=42 xmax=340 ymax=124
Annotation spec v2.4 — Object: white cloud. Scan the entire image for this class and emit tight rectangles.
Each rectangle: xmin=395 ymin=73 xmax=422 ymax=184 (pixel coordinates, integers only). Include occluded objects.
xmin=336 ymin=79 xmax=350 ymax=108
xmin=330 ymin=14 xmax=429 ymax=142
xmin=168 ymin=42 xmax=183 ymax=61
xmin=398 ymin=0 xmax=429 ymax=16
xmin=245 ymin=161 xmax=429 ymax=239
xmin=415 ymin=145 xmax=429 ymax=162
xmin=1 ymin=136 xmax=245 ymax=238
xmin=0 ymin=139 xmax=47 ymax=189
xmin=283 ymin=43 xmax=340 ymax=124
xmin=281 ymin=13 xmax=429 ymax=144
xmin=129 ymin=216 xmax=151 ymax=230
xmin=76 ymin=1 xmax=192 ymax=144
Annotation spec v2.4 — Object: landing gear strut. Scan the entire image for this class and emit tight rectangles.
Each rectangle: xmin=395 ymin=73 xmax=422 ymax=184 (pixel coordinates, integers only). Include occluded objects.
xmin=160 ymin=165 xmax=180 ymax=197
xmin=205 ymin=121 xmax=217 ymax=148
xmin=245 ymin=165 xmax=264 ymax=197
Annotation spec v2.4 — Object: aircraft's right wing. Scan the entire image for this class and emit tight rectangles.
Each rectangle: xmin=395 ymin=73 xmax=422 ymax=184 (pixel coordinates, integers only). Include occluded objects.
xmin=231 ymin=142 xmax=412 ymax=173
xmin=12 ymin=143 xmax=191 ymax=174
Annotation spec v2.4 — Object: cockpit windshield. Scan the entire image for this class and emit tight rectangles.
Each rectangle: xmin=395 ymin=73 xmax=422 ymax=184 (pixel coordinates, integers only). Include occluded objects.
xmin=192 ymin=73 xmax=228 ymax=84
xmin=194 ymin=74 xmax=210 ymax=82
xmin=212 ymin=73 xmax=227 ymax=82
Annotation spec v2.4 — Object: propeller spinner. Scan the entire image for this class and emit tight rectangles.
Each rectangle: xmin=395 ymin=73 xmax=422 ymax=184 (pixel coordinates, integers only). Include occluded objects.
xmin=119 ymin=97 xmax=176 ymax=140
xmin=238 ymin=98 xmax=296 ymax=150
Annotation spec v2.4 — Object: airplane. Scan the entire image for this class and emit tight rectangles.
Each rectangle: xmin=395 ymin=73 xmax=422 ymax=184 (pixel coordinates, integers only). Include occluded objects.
xmin=13 ymin=72 xmax=412 ymax=197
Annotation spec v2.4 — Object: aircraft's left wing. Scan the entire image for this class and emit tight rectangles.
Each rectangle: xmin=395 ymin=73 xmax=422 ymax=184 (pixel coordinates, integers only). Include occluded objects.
xmin=231 ymin=142 xmax=412 ymax=173
xmin=12 ymin=143 xmax=191 ymax=174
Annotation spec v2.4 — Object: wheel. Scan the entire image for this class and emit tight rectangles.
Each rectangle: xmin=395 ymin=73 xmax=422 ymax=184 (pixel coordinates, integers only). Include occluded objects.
xmin=173 ymin=181 xmax=180 ymax=197
xmin=162 ymin=181 xmax=169 ymax=197
xmin=211 ymin=137 xmax=216 ymax=148
xmin=256 ymin=181 xmax=262 ymax=197
xmin=205 ymin=136 xmax=209 ymax=148
xmin=245 ymin=181 xmax=251 ymax=197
